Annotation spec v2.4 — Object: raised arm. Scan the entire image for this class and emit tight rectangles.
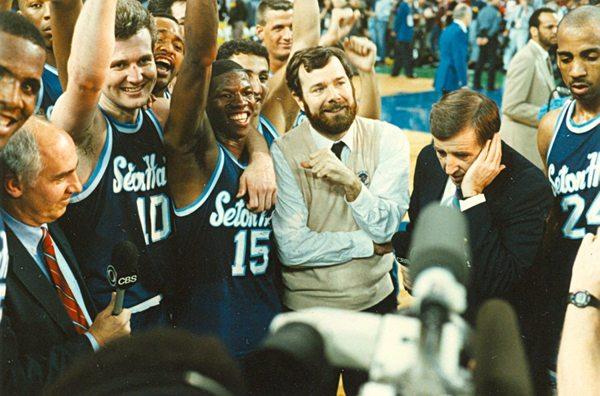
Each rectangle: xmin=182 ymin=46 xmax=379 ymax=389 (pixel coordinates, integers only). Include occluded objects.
xmin=50 ymin=0 xmax=115 ymax=147
xmin=50 ymin=0 xmax=83 ymax=89
xmin=0 ymin=1 xmax=11 ymax=12
xmin=343 ymin=36 xmax=381 ymax=120
xmin=260 ymin=0 xmax=320 ymax=134
xmin=164 ymin=0 xmax=219 ymax=209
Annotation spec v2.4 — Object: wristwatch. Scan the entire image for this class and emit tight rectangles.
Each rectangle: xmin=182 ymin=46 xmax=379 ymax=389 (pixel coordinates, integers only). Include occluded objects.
xmin=567 ymin=290 xmax=600 ymax=308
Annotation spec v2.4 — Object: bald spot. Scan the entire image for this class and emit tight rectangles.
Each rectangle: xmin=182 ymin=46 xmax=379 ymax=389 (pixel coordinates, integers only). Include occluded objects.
xmin=22 ymin=116 xmax=77 ymax=159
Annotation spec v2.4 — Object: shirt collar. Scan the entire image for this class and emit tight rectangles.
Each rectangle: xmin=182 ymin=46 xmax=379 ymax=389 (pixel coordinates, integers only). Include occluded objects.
xmin=454 ymin=20 xmax=468 ymax=33
xmin=530 ymin=39 xmax=549 ymax=61
xmin=1 ymin=209 xmax=46 ymax=255
xmin=309 ymin=121 xmax=356 ymax=152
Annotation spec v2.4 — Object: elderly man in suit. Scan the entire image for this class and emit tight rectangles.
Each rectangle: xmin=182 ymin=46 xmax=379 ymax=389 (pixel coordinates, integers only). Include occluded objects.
xmin=434 ymin=4 xmax=472 ymax=94
xmin=500 ymin=8 xmax=558 ymax=169
xmin=0 ymin=118 xmax=131 ymax=393
xmin=394 ymin=90 xmax=552 ymax=321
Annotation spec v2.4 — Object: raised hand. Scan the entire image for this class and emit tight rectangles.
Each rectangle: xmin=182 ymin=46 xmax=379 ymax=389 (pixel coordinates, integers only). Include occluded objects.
xmin=343 ymin=36 xmax=377 ymax=73
xmin=461 ymin=133 xmax=505 ymax=197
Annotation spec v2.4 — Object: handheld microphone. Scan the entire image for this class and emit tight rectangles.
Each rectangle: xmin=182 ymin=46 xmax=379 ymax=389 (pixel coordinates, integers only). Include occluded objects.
xmin=106 ymin=241 xmax=139 ymax=315
xmin=474 ymin=299 xmax=534 ymax=396
xmin=391 ymin=231 xmax=411 ymax=267
xmin=407 ymin=204 xmax=470 ymax=391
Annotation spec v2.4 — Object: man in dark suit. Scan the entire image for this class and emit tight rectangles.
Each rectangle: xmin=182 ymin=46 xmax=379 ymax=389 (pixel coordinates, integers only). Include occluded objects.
xmin=0 ymin=117 xmax=131 ymax=393
xmin=395 ymin=90 xmax=553 ymax=318
xmin=434 ymin=4 xmax=472 ymax=94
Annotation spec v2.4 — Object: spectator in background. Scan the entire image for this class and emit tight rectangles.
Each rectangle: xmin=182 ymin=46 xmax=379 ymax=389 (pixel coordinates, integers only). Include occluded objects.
xmin=229 ymin=0 xmax=248 ymax=39
xmin=148 ymin=0 xmax=187 ymax=25
xmin=500 ymin=7 xmax=557 ymax=169
xmin=256 ymin=0 xmax=293 ymax=73
xmin=391 ymin=0 xmax=415 ymax=78
xmin=473 ymin=0 xmax=502 ymax=90
xmin=434 ymin=3 xmax=472 ymax=94
xmin=502 ymin=0 xmax=533 ymax=71
xmin=371 ymin=0 xmax=393 ymax=63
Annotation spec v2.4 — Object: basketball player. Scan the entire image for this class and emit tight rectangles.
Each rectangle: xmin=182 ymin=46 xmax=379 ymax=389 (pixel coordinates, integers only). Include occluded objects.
xmin=537 ymin=5 xmax=600 ymax=375
xmin=164 ymin=0 xmax=279 ymax=358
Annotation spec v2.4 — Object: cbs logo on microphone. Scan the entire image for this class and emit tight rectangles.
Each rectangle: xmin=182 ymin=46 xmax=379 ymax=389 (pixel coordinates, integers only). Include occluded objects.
xmin=107 ymin=265 xmax=138 ymax=287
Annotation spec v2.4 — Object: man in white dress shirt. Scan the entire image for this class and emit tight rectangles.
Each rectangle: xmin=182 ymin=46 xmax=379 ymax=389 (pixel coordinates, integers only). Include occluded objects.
xmin=271 ymin=45 xmax=410 ymax=395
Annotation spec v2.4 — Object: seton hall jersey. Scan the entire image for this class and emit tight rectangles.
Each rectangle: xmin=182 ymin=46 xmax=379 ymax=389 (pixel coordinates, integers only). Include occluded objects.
xmin=173 ymin=145 xmax=281 ymax=358
xmin=35 ymin=64 xmax=63 ymax=118
xmin=258 ymin=114 xmax=279 ymax=146
xmin=547 ymin=99 xmax=600 ymax=241
xmin=59 ymin=108 xmax=172 ymax=328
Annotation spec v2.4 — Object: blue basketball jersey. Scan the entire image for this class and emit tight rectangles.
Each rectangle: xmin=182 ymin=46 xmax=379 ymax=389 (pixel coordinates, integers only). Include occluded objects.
xmin=258 ymin=114 xmax=279 ymax=146
xmin=59 ymin=108 xmax=173 ymax=330
xmin=36 ymin=64 xmax=63 ymax=118
xmin=173 ymin=145 xmax=281 ymax=358
xmin=547 ymin=99 xmax=600 ymax=240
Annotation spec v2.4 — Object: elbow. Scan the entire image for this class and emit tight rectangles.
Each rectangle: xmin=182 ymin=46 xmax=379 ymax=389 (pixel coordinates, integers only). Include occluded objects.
xmin=68 ymin=67 xmax=104 ymax=95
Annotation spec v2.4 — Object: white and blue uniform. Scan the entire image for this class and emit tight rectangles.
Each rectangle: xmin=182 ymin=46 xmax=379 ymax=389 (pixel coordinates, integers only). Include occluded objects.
xmin=172 ymin=136 xmax=281 ymax=358
xmin=35 ymin=64 xmax=63 ymax=118
xmin=59 ymin=108 xmax=173 ymax=331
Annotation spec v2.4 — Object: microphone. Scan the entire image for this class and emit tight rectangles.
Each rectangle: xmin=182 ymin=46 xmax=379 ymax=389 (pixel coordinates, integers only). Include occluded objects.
xmin=391 ymin=230 xmax=411 ymax=267
xmin=407 ymin=204 xmax=470 ymax=391
xmin=106 ymin=241 xmax=139 ymax=315
xmin=474 ymin=299 xmax=534 ymax=396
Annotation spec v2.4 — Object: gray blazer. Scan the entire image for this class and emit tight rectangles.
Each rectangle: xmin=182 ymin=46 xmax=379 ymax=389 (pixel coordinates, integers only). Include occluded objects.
xmin=500 ymin=40 xmax=555 ymax=169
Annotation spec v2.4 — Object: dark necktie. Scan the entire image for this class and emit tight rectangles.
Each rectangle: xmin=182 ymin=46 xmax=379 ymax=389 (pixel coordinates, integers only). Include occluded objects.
xmin=41 ymin=227 xmax=89 ymax=334
xmin=331 ymin=141 xmax=345 ymax=160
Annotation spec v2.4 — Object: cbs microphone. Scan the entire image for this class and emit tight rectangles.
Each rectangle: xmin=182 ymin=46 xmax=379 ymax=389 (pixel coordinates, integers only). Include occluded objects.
xmin=106 ymin=241 xmax=139 ymax=315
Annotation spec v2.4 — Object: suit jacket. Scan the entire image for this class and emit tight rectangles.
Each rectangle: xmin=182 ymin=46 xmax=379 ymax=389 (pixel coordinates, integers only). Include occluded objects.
xmin=434 ymin=22 xmax=468 ymax=92
xmin=500 ymin=40 xmax=555 ymax=169
xmin=406 ymin=143 xmax=553 ymax=318
xmin=393 ymin=1 xmax=414 ymax=42
xmin=1 ymin=223 xmax=97 ymax=394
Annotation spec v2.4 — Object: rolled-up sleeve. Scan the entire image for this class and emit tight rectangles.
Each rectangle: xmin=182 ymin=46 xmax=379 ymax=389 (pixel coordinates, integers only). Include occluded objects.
xmin=271 ymin=143 xmax=374 ymax=267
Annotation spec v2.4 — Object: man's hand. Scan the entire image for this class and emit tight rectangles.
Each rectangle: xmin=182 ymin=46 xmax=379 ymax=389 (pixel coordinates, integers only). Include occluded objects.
xmin=461 ymin=133 xmax=506 ymax=197
xmin=476 ymin=37 xmax=489 ymax=46
xmin=237 ymin=152 xmax=277 ymax=212
xmin=88 ymin=292 xmax=131 ymax=347
xmin=320 ymin=7 xmax=360 ymax=46
xmin=343 ymin=36 xmax=377 ymax=73
xmin=301 ymin=148 xmax=362 ymax=201
xmin=374 ymin=242 xmax=392 ymax=255
xmin=569 ymin=228 xmax=600 ymax=296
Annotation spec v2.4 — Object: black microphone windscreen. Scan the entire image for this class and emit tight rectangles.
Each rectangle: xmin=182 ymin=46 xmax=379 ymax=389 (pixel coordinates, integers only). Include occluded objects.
xmin=408 ymin=204 xmax=470 ymax=285
xmin=392 ymin=231 xmax=411 ymax=265
xmin=474 ymin=299 xmax=534 ymax=396
xmin=107 ymin=240 xmax=139 ymax=289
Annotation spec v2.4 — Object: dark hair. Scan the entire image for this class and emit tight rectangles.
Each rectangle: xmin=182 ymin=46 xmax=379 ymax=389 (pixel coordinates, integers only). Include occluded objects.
xmin=115 ymin=0 xmax=157 ymax=45
xmin=217 ymin=40 xmax=270 ymax=66
xmin=46 ymin=329 xmax=245 ymax=395
xmin=430 ymin=90 xmax=500 ymax=145
xmin=0 ymin=11 xmax=45 ymax=49
xmin=148 ymin=0 xmax=178 ymax=15
xmin=256 ymin=0 xmax=293 ymax=26
xmin=211 ymin=59 xmax=246 ymax=80
xmin=286 ymin=46 xmax=354 ymax=99
xmin=529 ymin=7 xmax=555 ymax=29
xmin=153 ymin=13 xmax=181 ymax=26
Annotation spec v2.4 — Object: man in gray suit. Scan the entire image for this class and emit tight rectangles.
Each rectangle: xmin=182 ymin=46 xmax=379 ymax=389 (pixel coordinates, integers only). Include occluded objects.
xmin=500 ymin=7 xmax=558 ymax=169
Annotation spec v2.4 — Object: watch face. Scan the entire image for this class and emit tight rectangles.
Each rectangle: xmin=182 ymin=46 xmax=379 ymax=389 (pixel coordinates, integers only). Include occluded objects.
xmin=573 ymin=291 xmax=591 ymax=307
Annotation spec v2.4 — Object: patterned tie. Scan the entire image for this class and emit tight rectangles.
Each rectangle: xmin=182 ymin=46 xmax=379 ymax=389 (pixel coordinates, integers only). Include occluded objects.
xmin=41 ymin=227 xmax=89 ymax=334
xmin=331 ymin=141 xmax=346 ymax=160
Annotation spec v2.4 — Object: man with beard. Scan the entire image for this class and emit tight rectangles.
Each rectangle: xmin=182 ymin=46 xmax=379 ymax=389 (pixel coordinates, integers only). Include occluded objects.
xmin=17 ymin=0 xmax=81 ymax=117
xmin=537 ymin=5 xmax=600 ymax=382
xmin=164 ymin=0 xmax=280 ymax=360
xmin=500 ymin=8 xmax=558 ymax=170
xmin=271 ymin=46 xmax=409 ymax=396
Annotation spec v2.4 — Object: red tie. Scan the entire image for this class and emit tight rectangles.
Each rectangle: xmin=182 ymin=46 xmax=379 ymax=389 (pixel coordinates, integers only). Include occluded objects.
xmin=41 ymin=227 xmax=89 ymax=334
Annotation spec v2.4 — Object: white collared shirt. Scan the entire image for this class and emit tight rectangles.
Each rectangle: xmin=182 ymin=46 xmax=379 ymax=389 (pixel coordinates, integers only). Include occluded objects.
xmin=440 ymin=178 xmax=487 ymax=211
xmin=272 ymin=119 xmax=410 ymax=267
xmin=454 ymin=19 xmax=468 ymax=34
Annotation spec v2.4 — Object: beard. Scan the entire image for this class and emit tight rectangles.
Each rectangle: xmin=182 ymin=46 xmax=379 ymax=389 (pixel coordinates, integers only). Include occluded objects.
xmin=303 ymin=98 xmax=357 ymax=136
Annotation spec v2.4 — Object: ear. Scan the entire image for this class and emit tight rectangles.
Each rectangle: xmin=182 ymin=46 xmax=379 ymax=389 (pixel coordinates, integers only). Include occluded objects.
xmin=529 ymin=26 xmax=537 ymax=40
xmin=4 ymin=173 xmax=24 ymax=199
xmin=292 ymin=92 xmax=305 ymax=113
xmin=255 ymin=25 xmax=265 ymax=41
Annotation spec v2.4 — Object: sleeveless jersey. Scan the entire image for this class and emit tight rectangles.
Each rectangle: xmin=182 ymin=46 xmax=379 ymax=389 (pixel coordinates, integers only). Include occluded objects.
xmin=36 ymin=64 xmax=63 ymax=118
xmin=258 ymin=114 xmax=279 ymax=146
xmin=0 ymin=216 xmax=8 ymax=322
xmin=547 ymin=99 xmax=600 ymax=241
xmin=173 ymin=145 xmax=281 ymax=358
xmin=59 ymin=108 xmax=173 ymax=329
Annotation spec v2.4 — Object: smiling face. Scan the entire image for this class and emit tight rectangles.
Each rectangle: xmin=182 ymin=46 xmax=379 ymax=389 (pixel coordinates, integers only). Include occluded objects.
xmin=103 ymin=28 xmax=157 ymax=111
xmin=433 ymin=126 xmax=483 ymax=186
xmin=207 ymin=71 xmax=256 ymax=139
xmin=0 ymin=32 xmax=45 ymax=147
xmin=557 ymin=24 xmax=600 ymax=104
xmin=295 ymin=57 xmax=357 ymax=138
xmin=18 ymin=0 xmax=52 ymax=50
xmin=228 ymin=53 xmax=269 ymax=114
xmin=256 ymin=9 xmax=293 ymax=64
xmin=153 ymin=16 xmax=184 ymax=93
